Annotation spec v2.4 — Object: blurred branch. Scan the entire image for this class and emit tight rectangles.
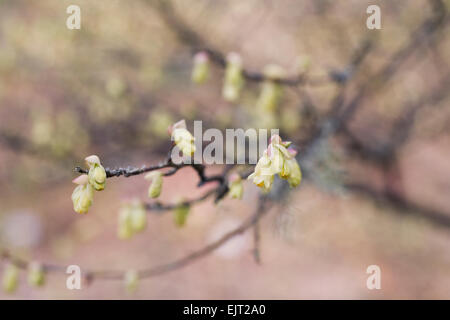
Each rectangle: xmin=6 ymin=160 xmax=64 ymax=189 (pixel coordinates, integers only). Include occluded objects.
xmin=346 ymin=182 xmax=450 ymax=229
xmin=0 ymin=196 xmax=270 ymax=283
xmin=341 ymin=72 xmax=450 ymax=165
xmin=252 ymin=221 xmax=261 ymax=264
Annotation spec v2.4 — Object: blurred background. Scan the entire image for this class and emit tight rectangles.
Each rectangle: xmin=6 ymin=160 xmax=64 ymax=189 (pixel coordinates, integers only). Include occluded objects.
xmin=0 ymin=0 xmax=450 ymax=299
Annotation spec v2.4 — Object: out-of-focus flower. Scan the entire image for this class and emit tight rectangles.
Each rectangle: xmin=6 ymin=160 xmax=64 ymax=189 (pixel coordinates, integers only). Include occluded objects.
xmin=146 ymin=110 xmax=174 ymax=139
xmin=191 ymin=51 xmax=210 ymax=84
xmin=173 ymin=199 xmax=190 ymax=228
xmin=248 ymin=135 xmax=302 ymax=192
xmin=117 ymin=205 xmax=133 ymax=240
xmin=222 ymin=52 xmax=245 ymax=102
xmin=2 ymin=263 xmax=19 ymax=293
xmin=228 ymin=173 xmax=244 ymax=199
xmin=281 ymin=108 xmax=302 ymax=133
xmin=257 ymin=64 xmax=285 ymax=112
xmin=106 ymin=75 xmax=127 ymax=98
xmin=129 ymin=200 xmax=147 ymax=233
xmin=145 ymin=171 xmax=163 ymax=199
xmin=295 ymin=55 xmax=311 ymax=74
xmin=27 ymin=262 xmax=45 ymax=287
xmin=169 ymin=120 xmax=196 ymax=156
xmin=86 ymin=155 xmax=107 ymax=191
xmin=71 ymin=174 xmax=94 ymax=214
xmin=117 ymin=200 xmax=147 ymax=239
xmin=124 ymin=270 xmax=139 ymax=293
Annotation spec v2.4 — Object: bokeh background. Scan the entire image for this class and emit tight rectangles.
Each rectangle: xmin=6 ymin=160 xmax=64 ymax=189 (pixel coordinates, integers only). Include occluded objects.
xmin=1 ymin=0 xmax=450 ymax=299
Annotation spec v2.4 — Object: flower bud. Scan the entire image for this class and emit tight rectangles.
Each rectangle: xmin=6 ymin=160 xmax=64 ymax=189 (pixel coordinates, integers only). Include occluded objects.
xmin=27 ymin=262 xmax=45 ymax=287
xmin=173 ymin=200 xmax=190 ymax=228
xmin=145 ymin=171 xmax=163 ymax=199
xmin=86 ymin=155 xmax=106 ymax=191
xmin=124 ymin=269 xmax=139 ymax=293
xmin=222 ymin=52 xmax=245 ymax=102
xmin=118 ymin=206 xmax=133 ymax=240
xmin=2 ymin=263 xmax=19 ymax=293
xmin=191 ymin=51 xmax=210 ymax=84
xmin=169 ymin=120 xmax=196 ymax=157
xmin=129 ymin=200 xmax=147 ymax=233
xmin=228 ymin=174 xmax=244 ymax=200
xmin=71 ymin=175 xmax=94 ymax=214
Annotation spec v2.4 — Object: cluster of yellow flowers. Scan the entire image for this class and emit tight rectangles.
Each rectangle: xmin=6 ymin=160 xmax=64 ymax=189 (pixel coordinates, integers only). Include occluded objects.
xmin=248 ymin=135 xmax=302 ymax=193
xmin=71 ymin=155 xmax=106 ymax=214
xmin=2 ymin=261 xmax=45 ymax=294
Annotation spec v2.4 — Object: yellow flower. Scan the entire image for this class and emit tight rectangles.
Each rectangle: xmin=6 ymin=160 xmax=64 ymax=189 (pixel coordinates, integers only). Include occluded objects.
xmin=2 ymin=263 xmax=19 ymax=293
xmin=71 ymin=174 xmax=94 ymax=214
xmin=28 ymin=262 xmax=45 ymax=287
xmin=169 ymin=120 xmax=196 ymax=156
xmin=191 ymin=51 xmax=210 ymax=84
xmin=124 ymin=270 xmax=139 ymax=293
xmin=86 ymin=155 xmax=106 ymax=191
xmin=228 ymin=173 xmax=244 ymax=199
xmin=248 ymin=135 xmax=302 ymax=192
xmin=145 ymin=171 xmax=163 ymax=199
xmin=248 ymin=151 xmax=275 ymax=193
xmin=222 ymin=52 xmax=245 ymax=102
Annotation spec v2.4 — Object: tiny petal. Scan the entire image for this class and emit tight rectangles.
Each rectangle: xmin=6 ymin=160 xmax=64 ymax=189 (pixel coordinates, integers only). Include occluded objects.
xmin=72 ymin=174 xmax=89 ymax=185
xmin=85 ymin=155 xmax=101 ymax=167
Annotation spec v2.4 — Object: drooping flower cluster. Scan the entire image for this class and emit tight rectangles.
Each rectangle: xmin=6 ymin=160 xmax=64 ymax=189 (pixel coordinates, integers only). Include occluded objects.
xmin=117 ymin=200 xmax=147 ymax=240
xmin=169 ymin=119 xmax=196 ymax=157
xmin=248 ymin=135 xmax=302 ymax=193
xmin=71 ymin=155 xmax=107 ymax=214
